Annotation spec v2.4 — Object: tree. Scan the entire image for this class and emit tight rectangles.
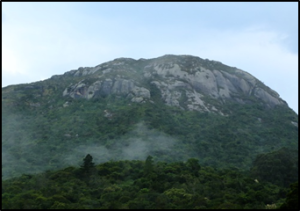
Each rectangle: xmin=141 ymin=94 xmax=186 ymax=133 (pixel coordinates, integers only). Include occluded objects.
xmin=186 ymin=158 xmax=201 ymax=177
xmin=143 ymin=155 xmax=154 ymax=177
xmin=250 ymin=148 xmax=298 ymax=187
xmin=280 ymin=181 xmax=298 ymax=209
xmin=80 ymin=154 xmax=95 ymax=176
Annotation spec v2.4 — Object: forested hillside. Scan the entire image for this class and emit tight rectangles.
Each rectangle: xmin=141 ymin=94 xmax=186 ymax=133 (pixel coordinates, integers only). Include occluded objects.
xmin=2 ymin=94 xmax=298 ymax=179
xmin=2 ymin=155 xmax=298 ymax=209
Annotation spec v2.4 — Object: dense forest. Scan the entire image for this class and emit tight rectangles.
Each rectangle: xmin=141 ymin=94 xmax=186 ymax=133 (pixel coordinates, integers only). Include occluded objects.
xmin=2 ymin=154 xmax=298 ymax=209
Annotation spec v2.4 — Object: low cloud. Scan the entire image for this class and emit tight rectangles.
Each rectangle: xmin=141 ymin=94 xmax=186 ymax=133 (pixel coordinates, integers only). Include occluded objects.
xmin=63 ymin=122 xmax=179 ymax=167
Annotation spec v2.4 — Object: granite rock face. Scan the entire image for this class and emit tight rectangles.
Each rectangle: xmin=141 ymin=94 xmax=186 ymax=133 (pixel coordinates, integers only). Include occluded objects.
xmin=61 ymin=54 xmax=286 ymax=114
xmin=63 ymin=78 xmax=150 ymax=102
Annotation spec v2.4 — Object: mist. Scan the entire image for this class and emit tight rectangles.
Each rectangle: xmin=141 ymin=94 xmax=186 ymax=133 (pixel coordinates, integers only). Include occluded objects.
xmin=62 ymin=122 xmax=182 ymax=167
xmin=2 ymin=121 xmax=195 ymax=179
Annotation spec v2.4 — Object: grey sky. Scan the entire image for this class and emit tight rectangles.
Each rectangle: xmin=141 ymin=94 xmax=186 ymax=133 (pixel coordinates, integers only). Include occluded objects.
xmin=2 ymin=2 xmax=298 ymax=113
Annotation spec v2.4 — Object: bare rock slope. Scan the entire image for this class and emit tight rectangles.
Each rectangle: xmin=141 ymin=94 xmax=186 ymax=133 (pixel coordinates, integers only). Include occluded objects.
xmin=61 ymin=54 xmax=286 ymax=114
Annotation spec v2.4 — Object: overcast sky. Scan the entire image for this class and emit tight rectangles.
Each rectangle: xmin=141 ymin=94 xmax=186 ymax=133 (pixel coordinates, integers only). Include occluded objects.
xmin=2 ymin=2 xmax=298 ymax=113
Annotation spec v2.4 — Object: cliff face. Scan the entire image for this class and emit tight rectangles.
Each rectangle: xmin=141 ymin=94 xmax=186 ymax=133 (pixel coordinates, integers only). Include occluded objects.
xmin=60 ymin=55 xmax=286 ymax=114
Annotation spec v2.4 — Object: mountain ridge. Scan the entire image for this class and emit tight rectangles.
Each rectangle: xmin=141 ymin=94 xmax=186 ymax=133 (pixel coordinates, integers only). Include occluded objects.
xmin=2 ymin=54 xmax=297 ymax=180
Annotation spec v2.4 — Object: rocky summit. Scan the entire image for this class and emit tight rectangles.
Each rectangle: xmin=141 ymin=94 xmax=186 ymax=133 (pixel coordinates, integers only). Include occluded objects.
xmin=59 ymin=54 xmax=286 ymax=115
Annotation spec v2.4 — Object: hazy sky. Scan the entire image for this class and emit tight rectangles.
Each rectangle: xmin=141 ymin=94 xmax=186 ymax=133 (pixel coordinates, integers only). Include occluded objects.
xmin=2 ymin=2 xmax=298 ymax=113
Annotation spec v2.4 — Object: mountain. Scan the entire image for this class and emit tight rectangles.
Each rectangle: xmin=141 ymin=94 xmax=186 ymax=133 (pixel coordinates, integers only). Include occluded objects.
xmin=2 ymin=54 xmax=298 ymax=179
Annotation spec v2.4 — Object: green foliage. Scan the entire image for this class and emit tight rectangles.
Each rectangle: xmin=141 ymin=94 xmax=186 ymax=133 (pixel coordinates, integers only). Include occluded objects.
xmin=279 ymin=182 xmax=299 ymax=209
xmin=2 ymin=159 xmax=290 ymax=209
xmin=143 ymin=155 xmax=154 ymax=177
xmin=186 ymin=158 xmax=201 ymax=177
xmin=250 ymin=147 xmax=298 ymax=187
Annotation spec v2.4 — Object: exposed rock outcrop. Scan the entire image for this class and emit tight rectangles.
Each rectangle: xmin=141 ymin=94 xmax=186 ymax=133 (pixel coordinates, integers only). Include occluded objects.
xmin=291 ymin=121 xmax=298 ymax=127
xmin=63 ymin=78 xmax=150 ymax=102
xmin=61 ymin=54 xmax=287 ymax=114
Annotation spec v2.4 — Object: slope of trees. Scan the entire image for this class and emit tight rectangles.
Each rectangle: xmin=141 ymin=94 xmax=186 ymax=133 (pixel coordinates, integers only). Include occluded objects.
xmin=2 ymin=92 xmax=298 ymax=179
xmin=2 ymin=155 xmax=295 ymax=209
